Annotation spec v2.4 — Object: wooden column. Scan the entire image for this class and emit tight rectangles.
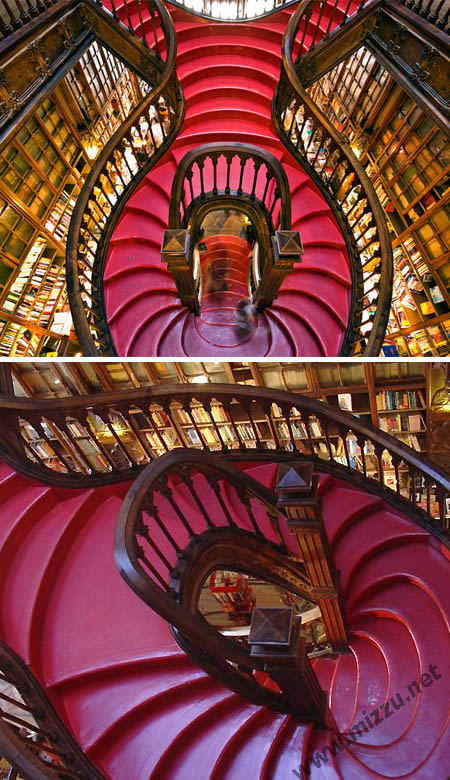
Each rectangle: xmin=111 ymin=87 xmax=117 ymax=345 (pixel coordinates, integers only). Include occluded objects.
xmin=248 ymin=607 xmax=334 ymax=727
xmin=253 ymin=230 xmax=303 ymax=310
xmin=275 ymin=463 xmax=348 ymax=652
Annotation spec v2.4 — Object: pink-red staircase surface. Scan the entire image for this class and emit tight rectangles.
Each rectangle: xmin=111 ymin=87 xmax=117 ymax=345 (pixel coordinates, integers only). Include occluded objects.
xmin=103 ymin=2 xmax=354 ymax=356
xmin=0 ymin=457 xmax=448 ymax=779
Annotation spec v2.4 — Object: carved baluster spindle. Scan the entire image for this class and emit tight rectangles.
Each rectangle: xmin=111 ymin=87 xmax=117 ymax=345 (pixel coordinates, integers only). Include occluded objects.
xmin=158 ymin=480 xmax=196 ymax=537
xmin=179 ymin=471 xmax=216 ymax=529
xmin=261 ymin=169 xmax=273 ymax=206
xmin=237 ymin=154 xmax=246 ymax=196
xmin=2 ymin=0 xmax=21 ymax=28
xmin=183 ymin=402 xmax=208 ymax=449
xmin=54 ymin=413 xmax=95 ymax=473
xmin=436 ymin=0 xmax=449 ymax=27
xmin=125 ymin=407 xmax=155 ymax=461
xmin=205 ymin=400 xmax=226 ymax=450
xmin=109 ymin=0 xmax=119 ymax=19
xmin=122 ymin=0 xmax=134 ymax=33
xmin=297 ymin=4 xmax=313 ymax=58
xmin=318 ymin=417 xmax=334 ymax=462
xmin=222 ymin=398 xmax=247 ymax=450
xmin=144 ymin=494 xmax=181 ymax=553
xmin=16 ymin=0 xmax=32 ymax=24
xmin=136 ymin=0 xmax=148 ymax=46
xmin=356 ymin=436 xmax=367 ymax=478
xmin=261 ymin=400 xmax=282 ymax=449
xmin=225 ymin=152 xmax=233 ymax=194
xmin=242 ymin=400 xmax=264 ymax=450
xmin=250 ymin=158 xmax=261 ymax=200
xmin=281 ymin=404 xmax=298 ymax=453
xmin=186 ymin=166 xmax=195 ymax=204
xmin=303 ymin=414 xmax=317 ymax=455
xmin=238 ymin=491 xmax=261 ymax=535
xmin=323 ymin=0 xmax=338 ymax=40
xmin=341 ymin=0 xmax=354 ymax=22
xmin=160 ymin=401 xmax=186 ymax=449
xmin=135 ymin=511 xmax=172 ymax=579
xmin=211 ymin=153 xmax=219 ymax=195
xmin=206 ymin=474 xmax=238 ymax=528
xmin=310 ymin=0 xmax=328 ymax=48
xmin=197 ymin=158 xmax=206 ymax=198
xmin=149 ymin=4 xmax=161 ymax=58
xmin=82 ymin=410 xmax=116 ymax=470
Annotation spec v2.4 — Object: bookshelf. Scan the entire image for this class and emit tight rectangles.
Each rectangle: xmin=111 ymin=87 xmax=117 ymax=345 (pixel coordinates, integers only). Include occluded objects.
xmin=0 ymin=43 xmax=143 ymax=357
xmin=308 ymin=47 xmax=450 ymax=356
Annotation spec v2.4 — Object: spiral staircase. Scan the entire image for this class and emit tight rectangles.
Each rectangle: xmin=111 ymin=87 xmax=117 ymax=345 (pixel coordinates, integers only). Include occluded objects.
xmin=0 ymin=383 xmax=449 ymax=779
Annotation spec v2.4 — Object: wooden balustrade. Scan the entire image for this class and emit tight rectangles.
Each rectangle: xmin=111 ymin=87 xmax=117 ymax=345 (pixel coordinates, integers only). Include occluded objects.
xmin=115 ymin=447 xmax=332 ymax=714
xmin=0 ymin=641 xmax=105 ymax=778
xmin=164 ymin=142 xmax=303 ymax=312
xmin=0 ymin=0 xmax=181 ymax=42
xmin=273 ymin=0 xmax=394 ymax=356
xmin=0 ymin=384 xmax=448 ymax=541
xmin=66 ymin=0 xmax=184 ymax=356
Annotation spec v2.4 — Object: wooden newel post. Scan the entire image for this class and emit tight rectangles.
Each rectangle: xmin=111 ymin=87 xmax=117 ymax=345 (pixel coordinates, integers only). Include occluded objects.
xmin=275 ymin=463 xmax=349 ymax=652
xmin=253 ymin=230 xmax=303 ymax=310
xmin=161 ymin=229 xmax=200 ymax=314
xmin=248 ymin=607 xmax=333 ymax=727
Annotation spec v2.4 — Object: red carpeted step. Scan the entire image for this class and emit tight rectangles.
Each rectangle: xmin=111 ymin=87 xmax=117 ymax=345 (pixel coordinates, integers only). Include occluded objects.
xmin=103 ymin=6 xmax=352 ymax=355
xmin=0 ymin=457 xmax=449 ymax=778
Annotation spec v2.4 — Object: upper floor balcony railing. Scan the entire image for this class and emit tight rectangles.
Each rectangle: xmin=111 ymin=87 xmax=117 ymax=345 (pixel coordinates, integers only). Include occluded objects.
xmin=0 ymin=383 xmax=448 ymax=542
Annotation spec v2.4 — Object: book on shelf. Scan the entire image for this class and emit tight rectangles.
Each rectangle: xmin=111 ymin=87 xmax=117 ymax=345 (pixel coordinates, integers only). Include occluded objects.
xmin=376 ymin=390 xmax=425 ymax=410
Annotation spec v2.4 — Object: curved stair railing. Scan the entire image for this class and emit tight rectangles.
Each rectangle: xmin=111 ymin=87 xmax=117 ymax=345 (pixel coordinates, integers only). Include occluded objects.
xmin=273 ymin=0 xmax=394 ymax=356
xmin=114 ymin=448 xmax=332 ymax=722
xmin=0 ymin=641 xmax=105 ymax=779
xmin=66 ymin=0 xmax=185 ymax=357
xmin=0 ymin=384 xmax=448 ymax=541
xmin=164 ymin=142 xmax=303 ymax=311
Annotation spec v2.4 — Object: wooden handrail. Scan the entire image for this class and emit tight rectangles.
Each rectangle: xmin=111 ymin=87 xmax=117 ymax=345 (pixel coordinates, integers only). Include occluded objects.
xmin=0 ymin=383 xmax=448 ymax=540
xmin=66 ymin=0 xmax=185 ymax=356
xmin=273 ymin=0 xmax=394 ymax=356
xmin=0 ymin=641 xmax=105 ymax=778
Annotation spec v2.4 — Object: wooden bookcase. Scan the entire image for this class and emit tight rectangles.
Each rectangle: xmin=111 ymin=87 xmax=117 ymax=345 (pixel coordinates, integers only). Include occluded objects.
xmin=308 ymin=47 xmax=450 ymax=357
xmin=0 ymin=43 xmax=143 ymax=357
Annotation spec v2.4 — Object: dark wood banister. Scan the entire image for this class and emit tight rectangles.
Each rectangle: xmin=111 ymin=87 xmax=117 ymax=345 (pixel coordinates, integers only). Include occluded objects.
xmin=114 ymin=448 xmax=307 ymax=714
xmin=0 ymin=641 xmax=105 ymax=779
xmin=65 ymin=0 xmax=185 ymax=356
xmin=168 ymin=142 xmax=292 ymax=230
xmin=0 ymin=383 xmax=448 ymax=541
xmin=273 ymin=0 xmax=394 ymax=356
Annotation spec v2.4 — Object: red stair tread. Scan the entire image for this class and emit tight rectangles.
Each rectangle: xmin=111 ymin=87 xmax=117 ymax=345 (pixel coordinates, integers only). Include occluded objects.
xmin=212 ymin=709 xmax=285 ymax=780
xmin=152 ymin=696 xmax=260 ymax=779
xmin=59 ymin=660 xmax=208 ymax=751
xmin=0 ymin=491 xmax=93 ymax=666
xmin=91 ymin=680 xmax=230 ymax=779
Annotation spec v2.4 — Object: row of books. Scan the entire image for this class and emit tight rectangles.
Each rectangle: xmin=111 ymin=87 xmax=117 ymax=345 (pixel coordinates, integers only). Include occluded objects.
xmin=379 ymin=413 xmax=425 ymax=433
xmin=376 ymin=391 xmax=424 ymax=410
